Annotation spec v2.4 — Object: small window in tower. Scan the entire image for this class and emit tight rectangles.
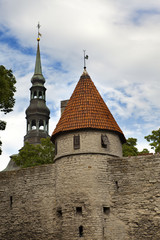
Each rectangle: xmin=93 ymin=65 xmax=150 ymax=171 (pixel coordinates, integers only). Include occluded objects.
xmin=39 ymin=91 xmax=43 ymax=99
xmin=103 ymin=206 xmax=110 ymax=215
xmin=74 ymin=135 xmax=80 ymax=149
xmin=10 ymin=196 xmax=13 ymax=209
xmin=79 ymin=225 xmax=83 ymax=237
xmin=39 ymin=120 xmax=44 ymax=130
xmin=33 ymin=91 xmax=37 ymax=99
xmin=76 ymin=207 xmax=82 ymax=215
xmin=57 ymin=207 xmax=62 ymax=217
xmin=31 ymin=120 xmax=36 ymax=130
xmin=101 ymin=134 xmax=109 ymax=148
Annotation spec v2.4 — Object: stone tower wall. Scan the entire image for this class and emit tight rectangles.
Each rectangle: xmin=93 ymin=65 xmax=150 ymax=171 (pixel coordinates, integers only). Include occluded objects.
xmin=0 ymin=154 xmax=160 ymax=240
xmin=55 ymin=129 xmax=122 ymax=160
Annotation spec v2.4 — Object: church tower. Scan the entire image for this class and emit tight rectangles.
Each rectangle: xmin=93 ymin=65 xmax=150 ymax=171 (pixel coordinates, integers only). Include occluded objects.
xmin=24 ymin=32 xmax=50 ymax=144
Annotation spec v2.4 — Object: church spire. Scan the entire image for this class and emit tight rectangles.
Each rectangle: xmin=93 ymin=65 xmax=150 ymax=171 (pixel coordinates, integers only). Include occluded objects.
xmin=31 ymin=23 xmax=44 ymax=84
xmin=34 ymin=39 xmax=42 ymax=75
xmin=24 ymin=24 xmax=50 ymax=145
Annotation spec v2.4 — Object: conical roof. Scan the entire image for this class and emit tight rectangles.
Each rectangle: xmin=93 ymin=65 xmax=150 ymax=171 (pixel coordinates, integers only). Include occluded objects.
xmin=51 ymin=69 xmax=126 ymax=143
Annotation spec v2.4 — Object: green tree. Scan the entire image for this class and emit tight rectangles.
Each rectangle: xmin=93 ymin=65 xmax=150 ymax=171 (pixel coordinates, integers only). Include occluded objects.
xmin=0 ymin=65 xmax=16 ymax=114
xmin=0 ymin=65 xmax=16 ymax=154
xmin=122 ymin=137 xmax=138 ymax=157
xmin=0 ymin=120 xmax=6 ymax=155
xmin=145 ymin=128 xmax=160 ymax=153
xmin=12 ymin=137 xmax=55 ymax=168
xmin=138 ymin=148 xmax=149 ymax=155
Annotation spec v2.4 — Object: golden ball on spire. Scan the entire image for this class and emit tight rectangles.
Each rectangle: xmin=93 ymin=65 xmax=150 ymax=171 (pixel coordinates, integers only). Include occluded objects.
xmin=37 ymin=37 xmax=40 ymax=41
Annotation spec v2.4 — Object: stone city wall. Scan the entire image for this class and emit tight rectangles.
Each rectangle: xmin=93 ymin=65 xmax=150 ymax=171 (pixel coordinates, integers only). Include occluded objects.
xmin=0 ymin=154 xmax=159 ymax=240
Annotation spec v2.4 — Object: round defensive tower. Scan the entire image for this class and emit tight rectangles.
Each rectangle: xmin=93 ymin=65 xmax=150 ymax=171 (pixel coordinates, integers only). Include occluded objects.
xmin=50 ymin=68 xmax=126 ymax=240
xmin=51 ymin=68 xmax=125 ymax=160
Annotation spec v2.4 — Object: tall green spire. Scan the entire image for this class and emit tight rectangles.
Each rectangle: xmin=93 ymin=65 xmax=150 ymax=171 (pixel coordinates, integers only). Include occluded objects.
xmin=31 ymin=37 xmax=45 ymax=84
xmin=34 ymin=39 xmax=42 ymax=75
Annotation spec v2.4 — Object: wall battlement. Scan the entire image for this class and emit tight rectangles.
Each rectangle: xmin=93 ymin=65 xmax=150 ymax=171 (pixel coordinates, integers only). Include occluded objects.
xmin=0 ymin=154 xmax=160 ymax=240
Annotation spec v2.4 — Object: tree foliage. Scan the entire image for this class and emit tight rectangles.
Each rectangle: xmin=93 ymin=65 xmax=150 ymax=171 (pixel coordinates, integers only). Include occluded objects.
xmin=138 ymin=148 xmax=150 ymax=155
xmin=0 ymin=120 xmax=6 ymax=155
xmin=0 ymin=65 xmax=16 ymax=114
xmin=122 ymin=137 xmax=139 ymax=157
xmin=0 ymin=65 xmax=16 ymax=154
xmin=145 ymin=128 xmax=160 ymax=153
xmin=123 ymin=137 xmax=150 ymax=157
xmin=12 ymin=137 xmax=55 ymax=168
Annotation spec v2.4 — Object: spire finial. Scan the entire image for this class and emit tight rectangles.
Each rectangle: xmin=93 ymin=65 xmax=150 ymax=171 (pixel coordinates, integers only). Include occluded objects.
xmin=37 ymin=22 xmax=42 ymax=41
xmin=34 ymin=23 xmax=42 ymax=75
xmin=83 ymin=50 xmax=88 ymax=70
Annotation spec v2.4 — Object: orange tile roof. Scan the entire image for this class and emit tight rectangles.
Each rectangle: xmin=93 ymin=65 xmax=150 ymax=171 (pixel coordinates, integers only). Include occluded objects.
xmin=51 ymin=69 xmax=126 ymax=143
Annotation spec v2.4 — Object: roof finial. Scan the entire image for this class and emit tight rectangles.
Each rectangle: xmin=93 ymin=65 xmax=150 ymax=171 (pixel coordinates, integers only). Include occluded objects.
xmin=83 ymin=50 xmax=88 ymax=70
xmin=37 ymin=22 xmax=42 ymax=41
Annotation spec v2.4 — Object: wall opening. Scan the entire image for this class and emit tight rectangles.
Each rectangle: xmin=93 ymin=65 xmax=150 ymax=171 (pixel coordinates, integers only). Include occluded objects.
xmin=103 ymin=206 xmax=110 ymax=215
xmin=33 ymin=91 xmax=37 ymax=99
xmin=31 ymin=120 xmax=36 ymax=130
xmin=39 ymin=91 xmax=43 ymax=99
xmin=57 ymin=208 xmax=62 ymax=217
xmin=39 ymin=120 xmax=44 ymax=130
xmin=115 ymin=181 xmax=119 ymax=190
xmin=76 ymin=207 xmax=82 ymax=215
xmin=79 ymin=225 xmax=83 ymax=237
xmin=10 ymin=196 xmax=13 ymax=209
xmin=74 ymin=135 xmax=80 ymax=149
xmin=101 ymin=134 xmax=108 ymax=148
xmin=103 ymin=227 xmax=104 ymax=236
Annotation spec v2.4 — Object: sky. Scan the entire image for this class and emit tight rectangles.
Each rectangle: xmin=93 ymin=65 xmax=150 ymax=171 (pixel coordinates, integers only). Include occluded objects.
xmin=0 ymin=0 xmax=160 ymax=171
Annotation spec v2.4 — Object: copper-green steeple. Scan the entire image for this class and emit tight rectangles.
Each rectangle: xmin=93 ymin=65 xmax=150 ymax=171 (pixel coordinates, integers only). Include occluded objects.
xmin=24 ymin=33 xmax=50 ymax=145
xmin=31 ymin=37 xmax=45 ymax=84
xmin=34 ymin=39 xmax=42 ymax=75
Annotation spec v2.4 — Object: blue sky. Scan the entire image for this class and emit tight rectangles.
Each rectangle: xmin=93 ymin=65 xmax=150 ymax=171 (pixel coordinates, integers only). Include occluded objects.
xmin=1 ymin=0 xmax=160 ymax=170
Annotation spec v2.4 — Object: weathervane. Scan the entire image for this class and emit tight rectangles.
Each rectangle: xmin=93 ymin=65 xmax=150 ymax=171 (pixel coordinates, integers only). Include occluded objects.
xmin=37 ymin=22 xmax=42 ymax=41
xmin=83 ymin=50 xmax=88 ymax=69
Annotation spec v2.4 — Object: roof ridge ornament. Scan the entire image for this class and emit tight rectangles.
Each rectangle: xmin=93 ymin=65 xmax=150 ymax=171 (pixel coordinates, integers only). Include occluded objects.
xmin=83 ymin=50 xmax=88 ymax=70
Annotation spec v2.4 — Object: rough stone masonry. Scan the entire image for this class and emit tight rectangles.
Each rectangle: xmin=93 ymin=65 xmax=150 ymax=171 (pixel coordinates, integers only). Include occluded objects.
xmin=0 ymin=153 xmax=160 ymax=240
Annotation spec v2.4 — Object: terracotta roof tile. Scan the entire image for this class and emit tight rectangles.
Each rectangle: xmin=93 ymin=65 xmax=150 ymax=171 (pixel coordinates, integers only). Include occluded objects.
xmin=51 ymin=70 xmax=126 ymax=143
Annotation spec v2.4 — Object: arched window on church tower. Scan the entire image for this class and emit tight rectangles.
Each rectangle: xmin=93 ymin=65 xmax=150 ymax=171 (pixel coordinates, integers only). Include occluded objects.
xmin=33 ymin=91 xmax=37 ymax=99
xmin=31 ymin=120 xmax=36 ymax=130
xmin=39 ymin=91 xmax=43 ymax=99
xmin=39 ymin=119 xmax=44 ymax=130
